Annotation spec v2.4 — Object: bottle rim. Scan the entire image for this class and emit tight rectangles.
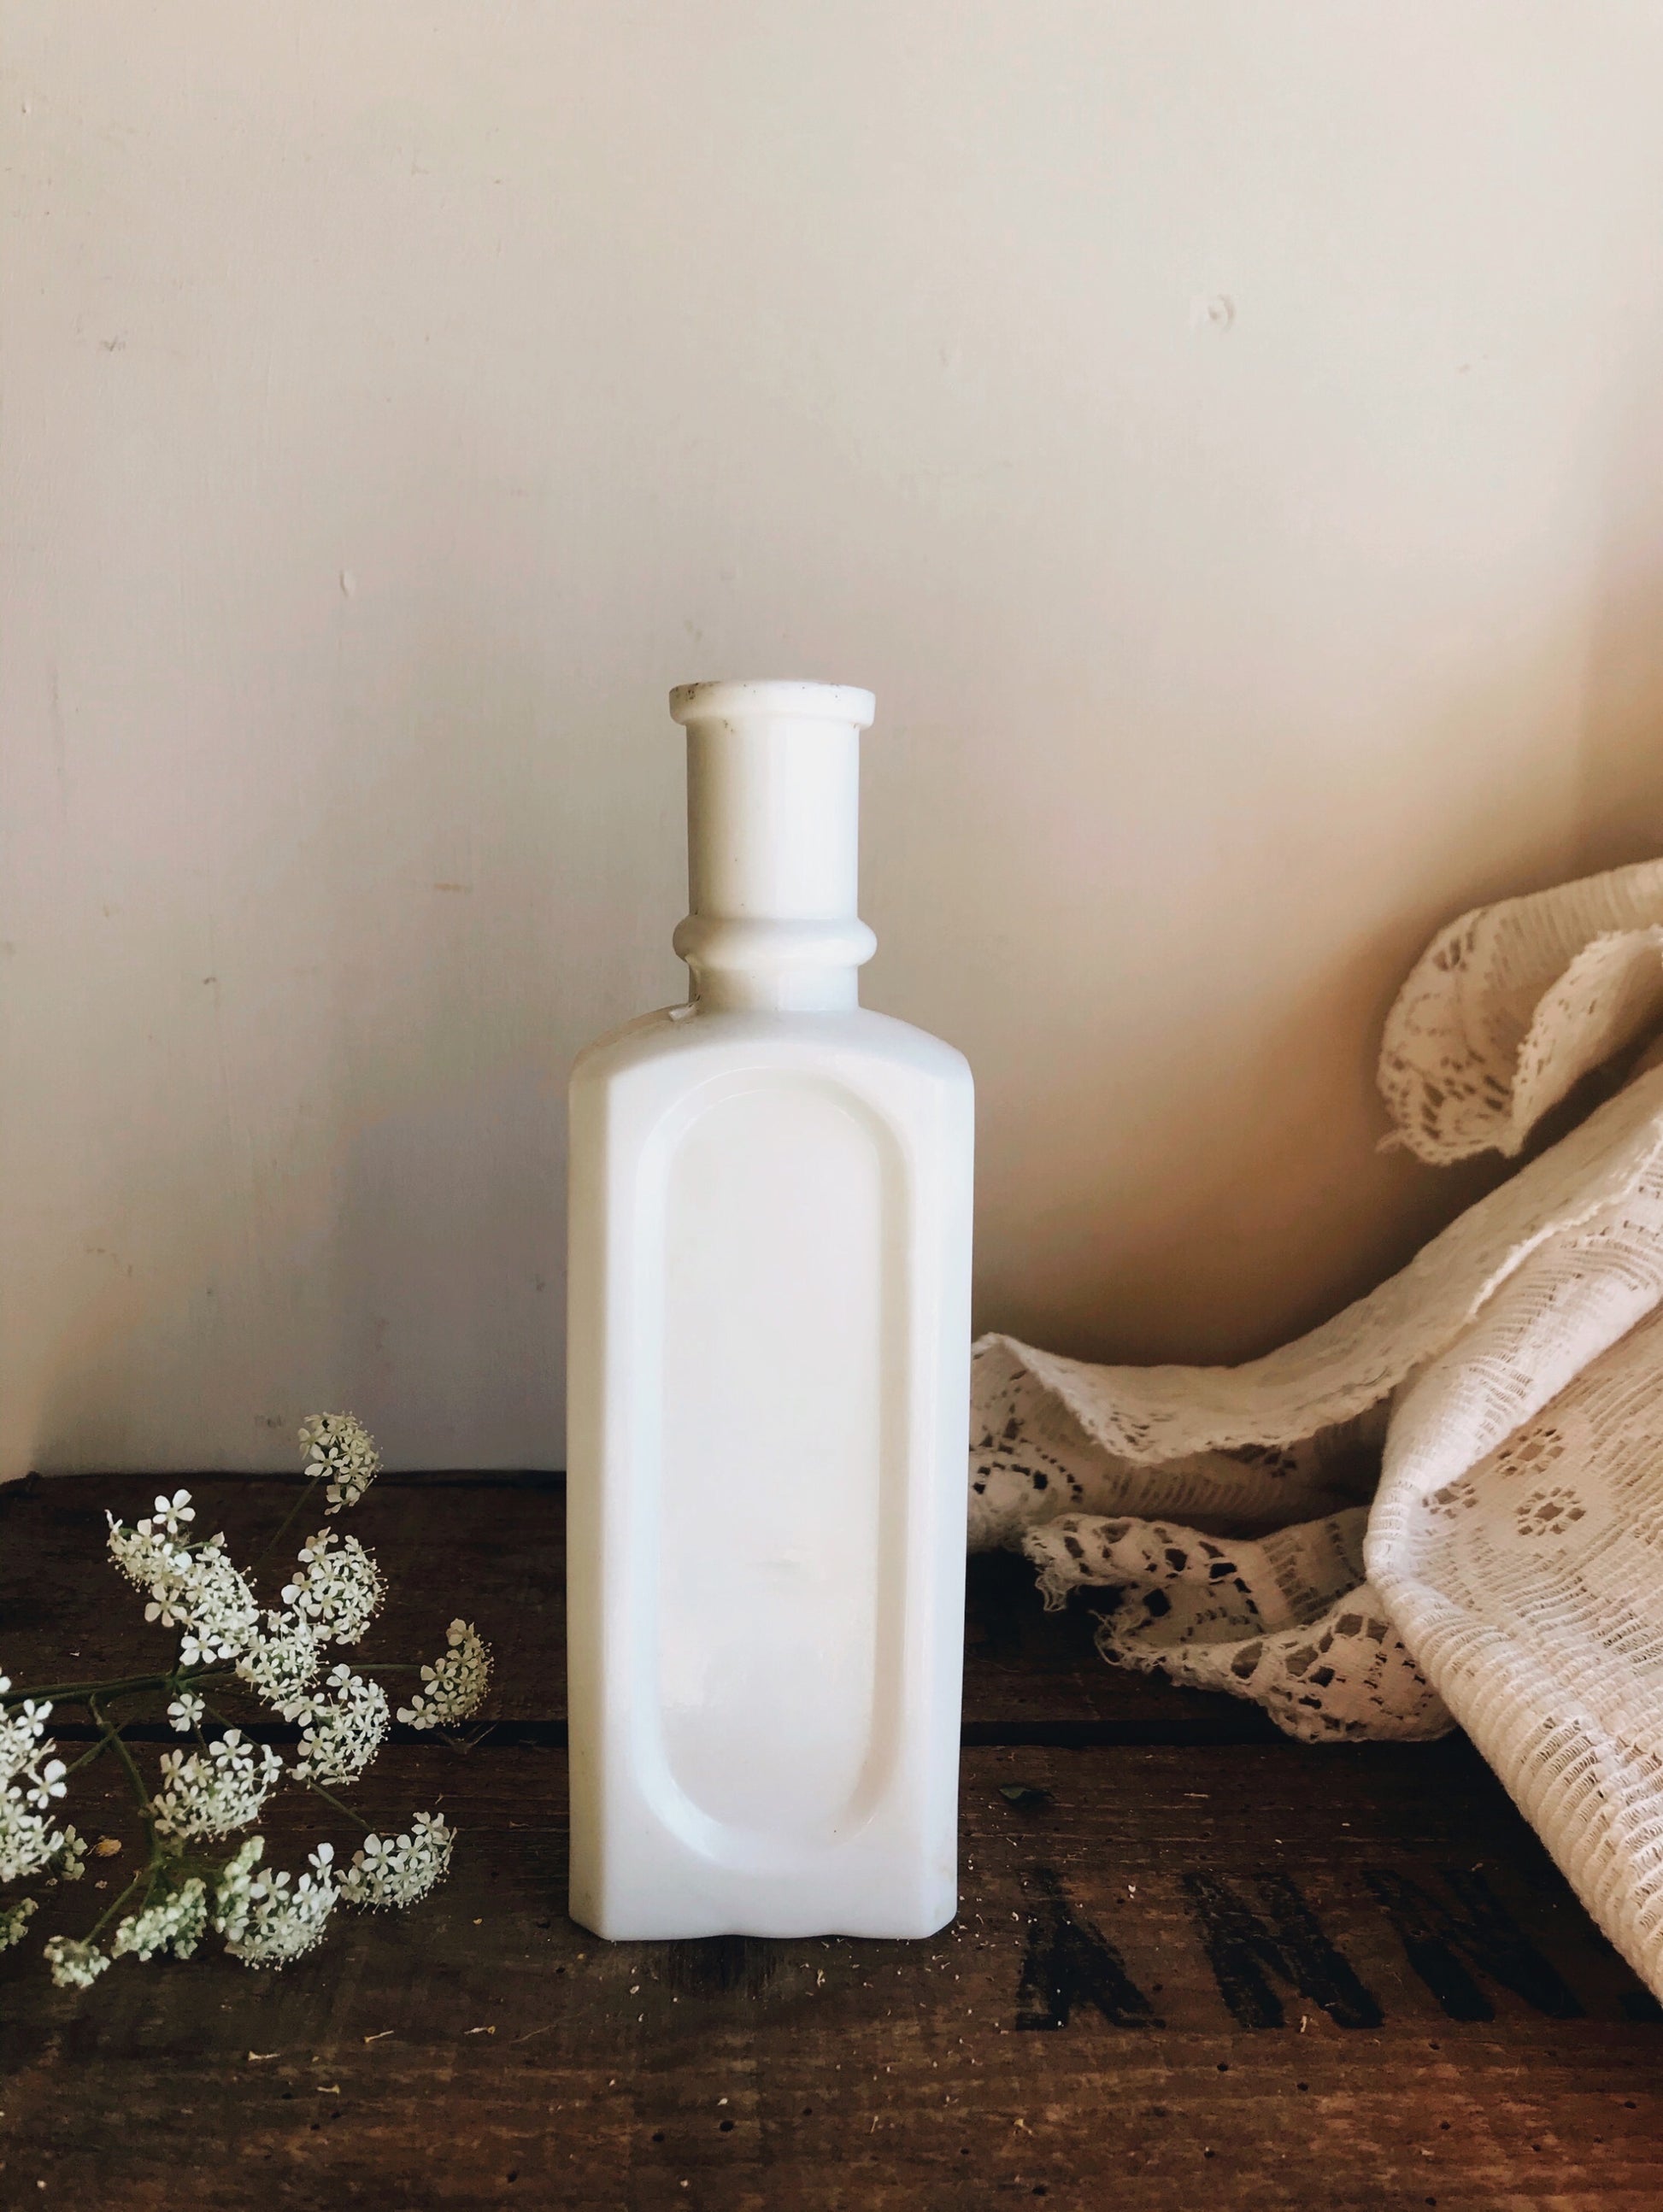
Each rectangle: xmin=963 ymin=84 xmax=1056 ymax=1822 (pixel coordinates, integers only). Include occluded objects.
xmin=669 ymin=678 xmax=875 ymax=729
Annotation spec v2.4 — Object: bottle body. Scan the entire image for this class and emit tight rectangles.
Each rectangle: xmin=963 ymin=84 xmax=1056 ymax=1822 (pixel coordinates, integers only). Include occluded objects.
xmin=565 ymin=680 xmax=973 ymax=1939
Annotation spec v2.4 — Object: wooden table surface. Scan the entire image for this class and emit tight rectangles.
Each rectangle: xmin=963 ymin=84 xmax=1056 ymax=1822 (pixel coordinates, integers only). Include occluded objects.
xmin=3 ymin=1472 xmax=1660 ymax=2209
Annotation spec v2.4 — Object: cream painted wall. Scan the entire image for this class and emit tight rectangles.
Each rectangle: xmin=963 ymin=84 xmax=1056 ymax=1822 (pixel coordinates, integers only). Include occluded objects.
xmin=5 ymin=3 xmax=1663 ymax=1474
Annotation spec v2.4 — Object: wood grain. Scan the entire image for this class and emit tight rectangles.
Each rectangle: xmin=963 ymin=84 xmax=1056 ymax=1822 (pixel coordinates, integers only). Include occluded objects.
xmin=3 ymin=1476 xmax=1660 ymax=2209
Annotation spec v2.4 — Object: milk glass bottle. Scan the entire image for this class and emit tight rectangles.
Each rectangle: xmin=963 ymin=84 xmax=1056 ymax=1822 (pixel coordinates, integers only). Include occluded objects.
xmin=566 ymin=679 xmax=973 ymax=1939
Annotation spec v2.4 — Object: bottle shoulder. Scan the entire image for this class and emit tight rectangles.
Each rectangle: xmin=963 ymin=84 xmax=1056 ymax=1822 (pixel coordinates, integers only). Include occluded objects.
xmin=570 ymin=1002 xmax=972 ymax=1099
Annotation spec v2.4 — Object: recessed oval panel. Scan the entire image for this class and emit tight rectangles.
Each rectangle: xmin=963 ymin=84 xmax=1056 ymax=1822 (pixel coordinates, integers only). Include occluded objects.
xmin=655 ymin=1071 xmax=901 ymax=1845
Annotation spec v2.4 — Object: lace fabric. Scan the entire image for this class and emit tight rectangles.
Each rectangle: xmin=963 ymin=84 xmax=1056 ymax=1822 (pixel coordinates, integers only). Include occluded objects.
xmin=970 ymin=858 xmax=1663 ymax=1996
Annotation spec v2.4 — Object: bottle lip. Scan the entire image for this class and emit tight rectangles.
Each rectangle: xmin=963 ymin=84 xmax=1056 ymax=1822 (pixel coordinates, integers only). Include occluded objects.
xmin=668 ymin=678 xmax=876 ymax=730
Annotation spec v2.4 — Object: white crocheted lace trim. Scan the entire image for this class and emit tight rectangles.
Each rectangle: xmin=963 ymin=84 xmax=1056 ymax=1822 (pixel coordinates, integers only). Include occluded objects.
xmin=972 ymin=860 xmax=1663 ymax=1996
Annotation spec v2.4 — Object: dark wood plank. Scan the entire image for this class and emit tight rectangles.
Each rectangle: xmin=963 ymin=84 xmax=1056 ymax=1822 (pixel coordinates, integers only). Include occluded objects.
xmin=963 ymin=1545 xmax=1279 ymax=1742
xmin=0 ymin=1474 xmax=1272 ymax=1739
xmin=3 ymin=1743 xmax=1660 ymax=2209
xmin=0 ymin=1472 xmax=567 ymax=1728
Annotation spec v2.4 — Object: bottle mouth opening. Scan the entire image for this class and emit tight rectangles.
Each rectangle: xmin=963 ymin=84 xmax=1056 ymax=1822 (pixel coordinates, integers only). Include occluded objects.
xmin=669 ymin=679 xmax=875 ymax=730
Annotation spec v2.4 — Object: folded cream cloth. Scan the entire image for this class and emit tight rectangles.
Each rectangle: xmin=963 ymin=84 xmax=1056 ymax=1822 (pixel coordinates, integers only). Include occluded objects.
xmin=969 ymin=858 xmax=1663 ymax=1998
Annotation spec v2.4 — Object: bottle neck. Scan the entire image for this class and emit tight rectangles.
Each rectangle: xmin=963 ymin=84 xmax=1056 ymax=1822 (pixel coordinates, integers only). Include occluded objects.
xmin=669 ymin=682 xmax=877 ymax=1013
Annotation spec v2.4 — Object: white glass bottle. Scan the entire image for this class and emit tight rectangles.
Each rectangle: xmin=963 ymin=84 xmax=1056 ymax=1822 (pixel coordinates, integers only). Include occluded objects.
xmin=566 ymin=678 xmax=973 ymax=1940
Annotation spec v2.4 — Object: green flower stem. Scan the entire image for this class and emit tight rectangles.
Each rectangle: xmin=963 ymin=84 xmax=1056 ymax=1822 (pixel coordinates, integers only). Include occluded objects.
xmin=87 ymin=1693 xmax=163 ymax=1873
xmin=1 ymin=1665 xmax=232 ymax=1708
xmin=88 ymin=1693 xmax=149 ymax=1800
xmin=248 ymin=1483 xmax=320 ymax=1581
xmin=297 ymin=1775 xmax=373 ymax=1832
xmin=82 ymin=1863 xmax=154 ymax=1945
xmin=4 ymin=1672 xmax=177 ymax=1706
xmin=59 ymin=1737 xmax=113 ymax=1781
xmin=201 ymin=1681 xmax=371 ymax=1831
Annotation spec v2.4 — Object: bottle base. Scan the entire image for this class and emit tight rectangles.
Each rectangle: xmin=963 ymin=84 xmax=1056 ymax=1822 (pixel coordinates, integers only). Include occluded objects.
xmin=568 ymin=1892 xmax=960 ymax=1945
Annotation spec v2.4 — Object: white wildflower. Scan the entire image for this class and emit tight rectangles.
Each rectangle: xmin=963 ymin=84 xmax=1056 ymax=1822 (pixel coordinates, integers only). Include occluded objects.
xmin=234 ymin=1611 xmax=321 ymax=1709
xmin=0 ymin=1693 xmax=78 ymax=1886
xmin=280 ymin=1528 xmax=384 ymax=1645
xmin=298 ymin=1412 xmax=381 ymax=1514
xmin=211 ymin=1834 xmax=262 ymax=1911
xmin=26 ymin=1756 xmax=67 ymax=1810
xmin=397 ymin=1621 xmax=491 ymax=1729
xmin=339 ymin=1811 xmax=454 ymax=1910
xmin=0 ymin=1895 xmax=38 ymax=1951
xmin=107 ymin=1516 xmax=188 ymax=1616
xmin=112 ymin=1877 xmax=209 ymax=1962
xmin=150 ymin=1729 xmax=282 ymax=1841
xmin=44 ymin=1934 xmax=109 ymax=1989
xmin=107 ymin=1517 xmax=259 ymax=1663
xmin=170 ymin=1540 xmax=261 ymax=1663
xmin=214 ymin=1836 xmax=338 ymax=1968
xmin=3 ymin=1414 xmax=475 ymax=1984
xmin=6 ymin=1697 xmax=52 ymax=1746
xmin=139 ymin=1490 xmax=196 ymax=1539
xmin=0 ymin=1686 xmax=52 ymax=1778
xmin=0 ymin=1789 xmax=68 ymax=1885
xmin=285 ymin=1665 xmax=388 ymax=1787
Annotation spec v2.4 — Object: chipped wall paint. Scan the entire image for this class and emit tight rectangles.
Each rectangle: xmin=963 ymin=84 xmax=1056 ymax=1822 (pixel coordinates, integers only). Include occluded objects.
xmin=6 ymin=4 xmax=1663 ymax=1472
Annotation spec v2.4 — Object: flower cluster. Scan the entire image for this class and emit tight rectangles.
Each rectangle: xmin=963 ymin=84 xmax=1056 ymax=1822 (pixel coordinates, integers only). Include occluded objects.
xmin=280 ymin=1528 xmax=384 ymax=1644
xmin=235 ymin=1612 xmax=322 ymax=1708
xmin=112 ymin=1878 xmax=207 ymax=1962
xmin=107 ymin=1520 xmax=260 ymax=1666
xmin=0 ymin=1895 xmax=38 ymax=1951
xmin=5 ymin=1414 xmax=479 ymax=1989
xmin=397 ymin=1621 xmax=491 ymax=1730
xmin=214 ymin=1837 xmax=338 ymax=1967
xmin=0 ymin=1681 xmax=82 ymax=1894
xmin=151 ymin=1729 xmax=282 ymax=1841
xmin=285 ymin=1666 xmax=389 ymax=1787
xmin=43 ymin=1935 xmax=109 ymax=1989
xmin=299 ymin=1412 xmax=381 ymax=1514
xmin=339 ymin=1812 xmax=455 ymax=1910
